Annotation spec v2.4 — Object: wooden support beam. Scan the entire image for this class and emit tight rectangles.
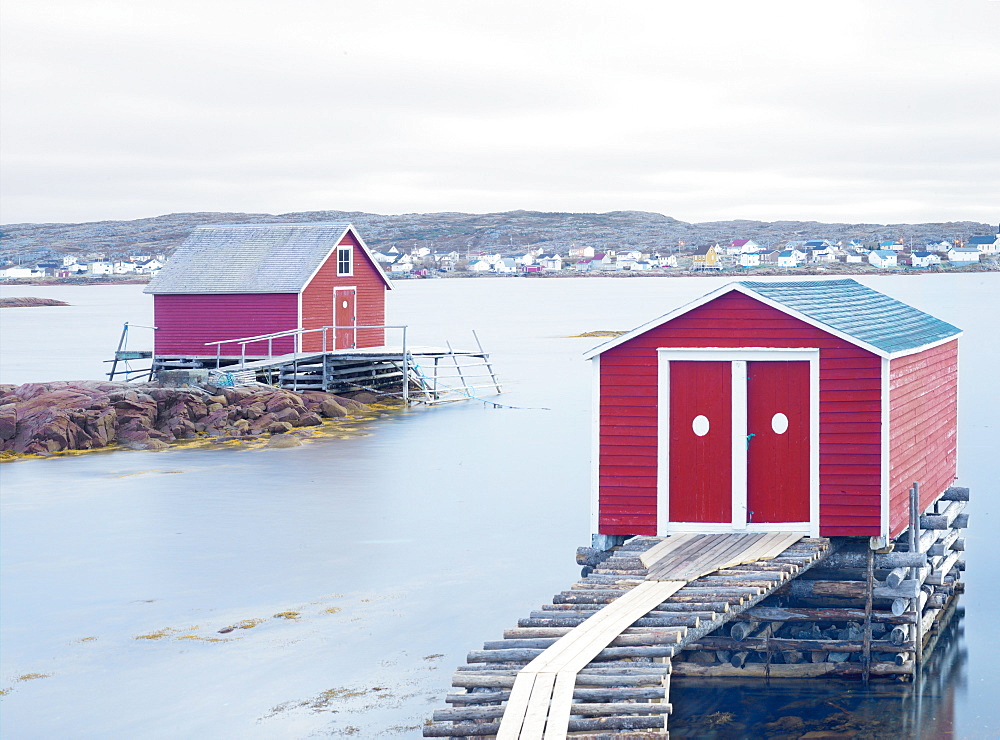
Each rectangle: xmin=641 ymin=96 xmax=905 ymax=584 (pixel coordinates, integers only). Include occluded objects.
xmin=671 ymin=660 xmax=914 ymax=678
xmin=940 ymin=486 xmax=970 ymax=501
xmin=731 ymin=606 xmax=912 ymax=624
xmin=788 ymin=578 xmax=921 ymax=600
xmin=684 ymin=636 xmax=914 ymax=653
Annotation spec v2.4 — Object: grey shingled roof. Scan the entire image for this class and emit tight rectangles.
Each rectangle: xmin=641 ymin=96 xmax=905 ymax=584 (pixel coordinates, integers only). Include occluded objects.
xmin=739 ymin=279 xmax=961 ymax=354
xmin=145 ymin=223 xmax=364 ymax=294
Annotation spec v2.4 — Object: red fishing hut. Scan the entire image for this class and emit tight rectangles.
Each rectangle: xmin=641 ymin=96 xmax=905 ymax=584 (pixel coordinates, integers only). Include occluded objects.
xmin=584 ymin=279 xmax=961 ymax=547
xmin=145 ymin=223 xmax=392 ymax=360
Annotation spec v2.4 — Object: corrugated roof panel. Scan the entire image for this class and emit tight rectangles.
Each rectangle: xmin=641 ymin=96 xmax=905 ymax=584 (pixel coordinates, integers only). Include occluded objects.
xmin=145 ymin=223 xmax=352 ymax=294
xmin=739 ymin=279 xmax=961 ymax=354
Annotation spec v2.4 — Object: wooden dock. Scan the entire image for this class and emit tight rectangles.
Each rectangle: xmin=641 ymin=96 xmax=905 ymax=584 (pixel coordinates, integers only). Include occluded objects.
xmin=424 ymin=533 xmax=831 ymax=738
xmin=152 ymin=344 xmax=502 ymax=402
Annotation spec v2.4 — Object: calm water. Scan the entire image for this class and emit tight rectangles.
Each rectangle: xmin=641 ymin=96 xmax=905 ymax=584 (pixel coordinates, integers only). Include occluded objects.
xmin=1 ymin=275 xmax=998 ymax=738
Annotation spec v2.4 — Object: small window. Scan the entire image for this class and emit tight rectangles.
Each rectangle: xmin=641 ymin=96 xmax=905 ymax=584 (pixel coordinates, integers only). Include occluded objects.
xmin=337 ymin=246 xmax=352 ymax=275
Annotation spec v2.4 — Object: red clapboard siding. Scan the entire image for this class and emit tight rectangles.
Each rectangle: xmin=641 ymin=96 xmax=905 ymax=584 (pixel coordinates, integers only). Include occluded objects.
xmin=887 ymin=340 xmax=958 ymax=537
xmin=598 ymin=291 xmax=883 ymax=537
xmin=154 ymin=293 xmax=297 ymax=356
xmin=301 ymin=232 xmax=387 ymax=351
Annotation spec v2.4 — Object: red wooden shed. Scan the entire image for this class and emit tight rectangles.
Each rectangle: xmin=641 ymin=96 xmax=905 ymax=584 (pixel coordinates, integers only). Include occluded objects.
xmin=584 ymin=279 xmax=961 ymax=544
xmin=145 ymin=223 xmax=392 ymax=357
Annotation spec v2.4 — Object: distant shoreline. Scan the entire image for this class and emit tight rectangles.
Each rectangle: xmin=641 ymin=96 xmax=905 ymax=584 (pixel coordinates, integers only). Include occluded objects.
xmin=1 ymin=263 xmax=995 ymax=288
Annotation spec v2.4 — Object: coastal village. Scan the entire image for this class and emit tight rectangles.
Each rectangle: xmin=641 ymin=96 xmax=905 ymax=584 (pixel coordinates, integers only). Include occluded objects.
xmin=0 ymin=219 xmax=989 ymax=738
xmin=2 ymin=230 xmax=998 ymax=280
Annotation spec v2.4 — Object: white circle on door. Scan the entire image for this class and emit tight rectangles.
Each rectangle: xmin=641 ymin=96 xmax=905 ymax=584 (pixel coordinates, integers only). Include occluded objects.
xmin=771 ymin=413 xmax=789 ymax=434
xmin=692 ymin=415 xmax=710 ymax=437
xmin=342 ymin=301 xmax=348 ymax=308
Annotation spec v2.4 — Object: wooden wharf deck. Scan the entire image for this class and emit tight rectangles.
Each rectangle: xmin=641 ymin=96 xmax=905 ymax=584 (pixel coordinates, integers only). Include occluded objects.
xmin=424 ymin=533 xmax=831 ymax=739
xmin=154 ymin=344 xmax=502 ymax=402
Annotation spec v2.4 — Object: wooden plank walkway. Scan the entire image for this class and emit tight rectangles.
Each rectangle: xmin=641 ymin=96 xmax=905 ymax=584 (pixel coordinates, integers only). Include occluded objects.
xmin=424 ymin=533 xmax=830 ymax=738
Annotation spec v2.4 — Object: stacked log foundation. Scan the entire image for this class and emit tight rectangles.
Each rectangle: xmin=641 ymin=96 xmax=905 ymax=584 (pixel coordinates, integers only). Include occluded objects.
xmin=671 ymin=486 xmax=969 ymax=680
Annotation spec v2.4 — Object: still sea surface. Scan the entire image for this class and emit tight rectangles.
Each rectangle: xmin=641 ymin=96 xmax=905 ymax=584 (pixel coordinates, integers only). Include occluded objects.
xmin=1 ymin=275 xmax=998 ymax=739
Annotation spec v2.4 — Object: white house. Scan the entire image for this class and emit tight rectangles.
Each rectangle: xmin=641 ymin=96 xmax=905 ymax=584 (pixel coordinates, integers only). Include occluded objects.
xmin=113 ymin=261 xmax=138 ymax=274
xmin=517 ymin=253 xmax=535 ymax=266
xmin=0 ymin=266 xmax=40 ymax=278
xmin=651 ymin=254 xmax=678 ymax=268
xmin=88 ymin=261 xmax=114 ymax=275
xmin=591 ymin=253 xmax=616 ymax=271
xmin=908 ymin=251 xmax=942 ymax=268
xmin=776 ymin=250 xmax=801 ymax=268
xmin=809 ymin=246 xmax=838 ymax=263
xmin=727 ymin=239 xmax=760 ymax=256
xmin=868 ymin=250 xmax=898 ymax=268
xmin=879 ymin=240 xmax=904 ymax=251
xmin=494 ymin=258 xmax=518 ymax=274
xmin=968 ymin=235 xmax=999 ymax=255
xmin=470 ymin=259 xmax=492 ymax=272
xmin=947 ymin=247 xmax=981 ymax=264
xmin=844 ymin=249 xmax=867 ymax=264
xmin=568 ymin=245 xmax=595 ymax=259
xmin=537 ymin=254 xmax=563 ymax=270
xmin=739 ymin=251 xmax=761 ymax=267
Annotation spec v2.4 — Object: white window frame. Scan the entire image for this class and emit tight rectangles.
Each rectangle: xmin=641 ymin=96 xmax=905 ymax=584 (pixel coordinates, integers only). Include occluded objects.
xmin=656 ymin=347 xmax=820 ymax=536
xmin=337 ymin=245 xmax=353 ymax=277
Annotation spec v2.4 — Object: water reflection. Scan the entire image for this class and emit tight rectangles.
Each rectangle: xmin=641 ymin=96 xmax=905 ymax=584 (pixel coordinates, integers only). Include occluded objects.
xmin=671 ymin=605 xmax=965 ymax=739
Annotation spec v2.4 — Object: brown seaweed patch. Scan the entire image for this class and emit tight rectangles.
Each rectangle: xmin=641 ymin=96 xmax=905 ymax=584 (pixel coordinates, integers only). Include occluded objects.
xmin=16 ymin=673 xmax=51 ymax=681
xmin=115 ymin=470 xmax=184 ymax=478
xmin=135 ymin=625 xmax=199 ymax=640
xmin=272 ymin=611 xmax=301 ymax=620
xmin=567 ymin=330 xmax=626 ymax=338
xmin=264 ymin=686 xmax=393 ymax=720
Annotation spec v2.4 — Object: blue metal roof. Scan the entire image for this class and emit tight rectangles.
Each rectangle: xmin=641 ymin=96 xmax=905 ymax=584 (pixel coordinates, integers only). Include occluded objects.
xmin=739 ymin=279 xmax=961 ymax=354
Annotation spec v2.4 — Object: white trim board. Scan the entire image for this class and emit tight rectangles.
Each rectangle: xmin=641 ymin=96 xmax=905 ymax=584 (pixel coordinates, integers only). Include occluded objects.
xmin=589 ymin=355 xmax=601 ymax=537
xmin=656 ymin=347 xmax=821 ymax=538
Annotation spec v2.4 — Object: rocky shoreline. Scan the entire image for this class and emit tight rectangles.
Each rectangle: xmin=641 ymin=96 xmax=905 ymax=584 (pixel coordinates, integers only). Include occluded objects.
xmin=0 ymin=380 xmax=383 ymax=457
xmin=0 ymin=296 xmax=70 ymax=307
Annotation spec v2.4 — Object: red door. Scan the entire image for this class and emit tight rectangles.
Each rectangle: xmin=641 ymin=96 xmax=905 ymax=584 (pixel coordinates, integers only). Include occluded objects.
xmin=334 ymin=288 xmax=356 ymax=349
xmin=746 ymin=361 xmax=810 ymax=523
xmin=668 ymin=361 xmax=732 ymax=523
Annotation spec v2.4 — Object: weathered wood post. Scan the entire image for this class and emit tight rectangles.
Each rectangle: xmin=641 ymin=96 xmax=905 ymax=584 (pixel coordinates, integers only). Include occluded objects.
xmin=909 ymin=482 xmax=924 ymax=664
xmin=863 ymin=546 xmax=874 ymax=684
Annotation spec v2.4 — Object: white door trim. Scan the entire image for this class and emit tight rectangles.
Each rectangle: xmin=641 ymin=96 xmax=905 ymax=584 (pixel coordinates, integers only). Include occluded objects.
xmin=334 ymin=285 xmax=357 ymax=349
xmin=656 ymin=347 xmax=820 ymax=537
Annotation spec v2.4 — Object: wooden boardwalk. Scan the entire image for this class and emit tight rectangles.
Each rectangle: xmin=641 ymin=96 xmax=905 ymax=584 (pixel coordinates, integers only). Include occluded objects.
xmin=424 ymin=533 xmax=830 ymax=738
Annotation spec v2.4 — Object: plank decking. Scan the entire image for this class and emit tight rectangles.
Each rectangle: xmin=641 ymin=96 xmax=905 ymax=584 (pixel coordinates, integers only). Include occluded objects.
xmin=424 ymin=533 xmax=830 ymax=738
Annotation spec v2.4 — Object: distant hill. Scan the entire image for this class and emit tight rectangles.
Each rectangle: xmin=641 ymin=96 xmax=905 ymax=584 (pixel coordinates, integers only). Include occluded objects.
xmin=1 ymin=209 xmax=994 ymax=264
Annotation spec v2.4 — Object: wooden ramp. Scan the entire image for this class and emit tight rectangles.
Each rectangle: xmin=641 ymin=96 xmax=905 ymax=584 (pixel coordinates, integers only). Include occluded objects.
xmin=424 ymin=533 xmax=830 ymax=739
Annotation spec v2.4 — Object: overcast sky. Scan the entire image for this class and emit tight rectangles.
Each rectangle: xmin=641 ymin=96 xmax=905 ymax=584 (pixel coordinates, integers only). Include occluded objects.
xmin=2 ymin=0 xmax=998 ymax=226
